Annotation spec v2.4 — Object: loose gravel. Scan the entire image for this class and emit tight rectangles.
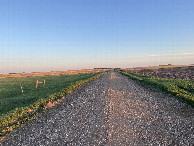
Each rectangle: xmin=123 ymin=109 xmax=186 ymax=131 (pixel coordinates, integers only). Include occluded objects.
xmin=1 ymin=71 xmax=194 ymax=145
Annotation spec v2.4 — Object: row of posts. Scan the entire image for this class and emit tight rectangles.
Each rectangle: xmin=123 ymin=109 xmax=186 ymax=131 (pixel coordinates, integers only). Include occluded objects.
xmin=36 ymin=80 xmax=46 ymax=88
xmin=20 ymin=80 xmax=46 ymax=93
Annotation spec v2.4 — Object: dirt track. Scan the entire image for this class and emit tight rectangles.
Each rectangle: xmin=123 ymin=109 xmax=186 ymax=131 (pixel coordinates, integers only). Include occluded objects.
xmin=1 ymin=71 xmax=194 ymax=145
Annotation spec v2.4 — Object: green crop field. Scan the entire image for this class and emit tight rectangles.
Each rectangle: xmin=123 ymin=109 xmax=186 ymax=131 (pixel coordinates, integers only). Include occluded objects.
xmin=0 ymin=73 xmax=100 ymax=116
xmin=118 ymin=70 xmax=194 ymax=107
xmin=0 ymin=72 xmax=105 ymax=135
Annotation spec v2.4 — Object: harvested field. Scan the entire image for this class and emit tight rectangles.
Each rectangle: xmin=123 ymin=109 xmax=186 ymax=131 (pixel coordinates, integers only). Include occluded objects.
xmin=124 ymin=65 xmax=194 ymax=80
xmin=123 ymin=65 xmax=194 ymax=70
xmin=0 ymin=69 xmax=108 ymax=78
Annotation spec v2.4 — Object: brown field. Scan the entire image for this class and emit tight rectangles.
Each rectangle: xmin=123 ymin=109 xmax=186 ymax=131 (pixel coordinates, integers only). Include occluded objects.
xmin=122 ymin=65 xmax=194 ymax=70
xmin=0 ymin=69 xmax=108 ymax=78
xmin=122 ymin=65 xmax=194 ymax=80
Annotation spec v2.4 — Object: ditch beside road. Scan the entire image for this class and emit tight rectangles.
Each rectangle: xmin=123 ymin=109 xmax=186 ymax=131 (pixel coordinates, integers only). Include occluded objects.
xmin=1 ymin=70 xmax=194 ymax=145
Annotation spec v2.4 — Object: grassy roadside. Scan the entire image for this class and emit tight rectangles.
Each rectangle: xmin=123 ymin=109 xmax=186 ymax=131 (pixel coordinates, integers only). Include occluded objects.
xmin=0 ymin=71 xmax=107 ymax=136
xmin=117 ymin=69 xmax=194 ymax=107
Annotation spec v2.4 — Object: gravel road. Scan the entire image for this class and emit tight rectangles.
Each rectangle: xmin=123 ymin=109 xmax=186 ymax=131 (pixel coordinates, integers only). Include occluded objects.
xmin=1 ymin=70 xmax=194 ymax=145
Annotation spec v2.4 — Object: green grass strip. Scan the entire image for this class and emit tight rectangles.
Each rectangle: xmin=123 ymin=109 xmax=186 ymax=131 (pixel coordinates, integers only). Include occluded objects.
xmin=0 ymin=71 xmax=107 ymax=136
xmin=117 ymin=70 xmax=194 ymax=107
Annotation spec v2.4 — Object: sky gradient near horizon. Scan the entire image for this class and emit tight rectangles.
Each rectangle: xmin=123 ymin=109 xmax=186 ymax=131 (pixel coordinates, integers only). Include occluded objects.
xmin=0 ymin=0 xmax=194 ymax=73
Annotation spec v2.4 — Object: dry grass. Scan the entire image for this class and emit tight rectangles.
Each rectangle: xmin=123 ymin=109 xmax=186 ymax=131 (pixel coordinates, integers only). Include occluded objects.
xmin=0 ymin=69 xmax=108 ymax=78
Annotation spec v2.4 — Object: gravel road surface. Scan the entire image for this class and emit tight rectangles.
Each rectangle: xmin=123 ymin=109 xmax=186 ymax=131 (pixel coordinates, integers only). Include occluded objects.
xmin=1 ymin=70 xmax=194 ymax=145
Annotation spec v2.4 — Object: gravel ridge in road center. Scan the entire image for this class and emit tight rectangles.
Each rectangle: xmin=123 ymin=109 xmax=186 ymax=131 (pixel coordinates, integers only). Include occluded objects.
xmin=1 ymin=70 xmax=194 ymax=145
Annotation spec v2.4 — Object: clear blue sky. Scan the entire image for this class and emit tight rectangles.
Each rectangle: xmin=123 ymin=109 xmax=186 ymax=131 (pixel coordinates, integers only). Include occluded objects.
xmin=0 ymin=0 xmax=194 ymax=73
